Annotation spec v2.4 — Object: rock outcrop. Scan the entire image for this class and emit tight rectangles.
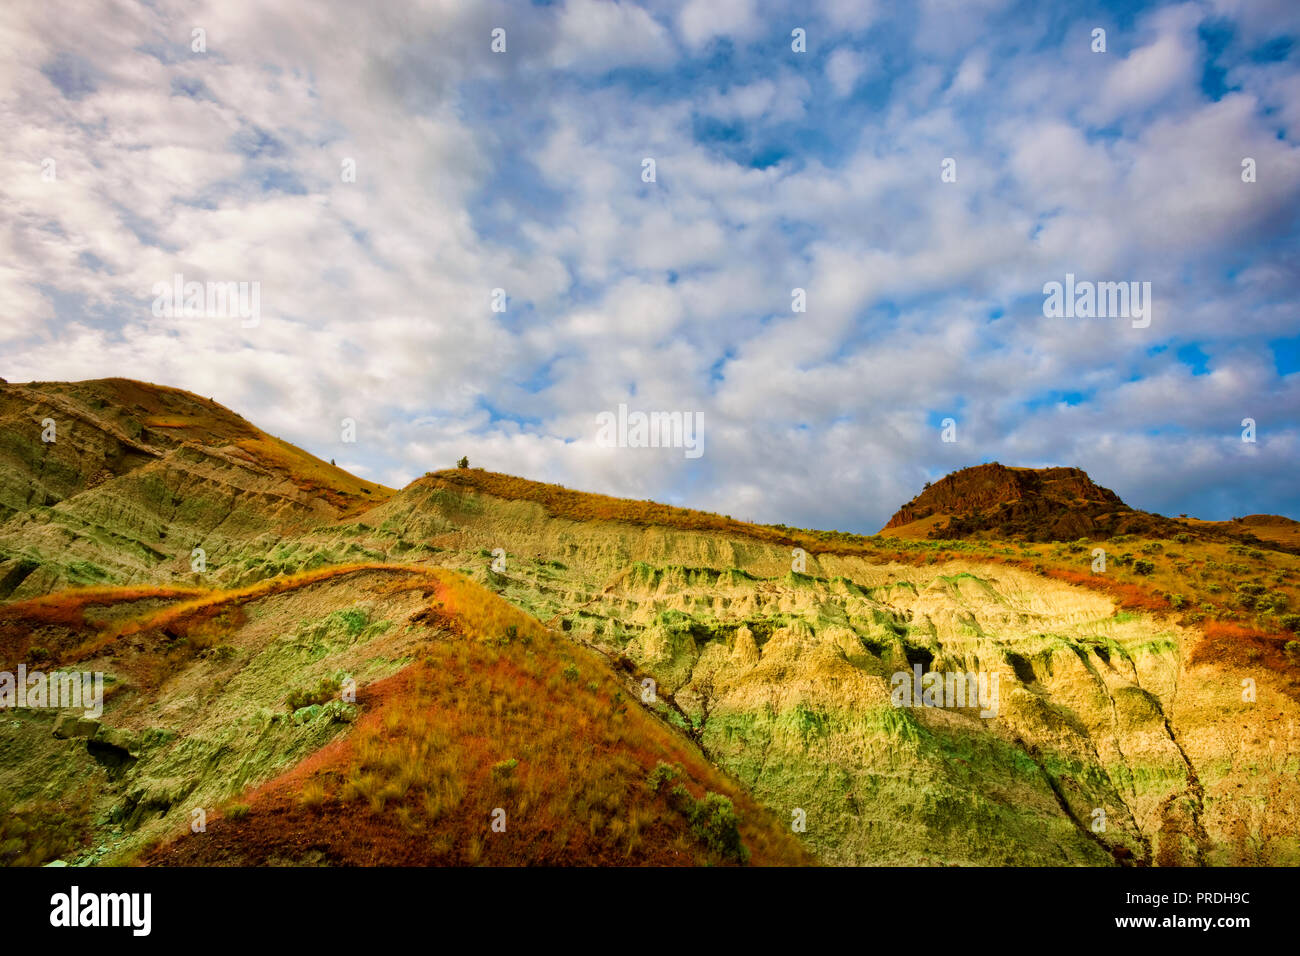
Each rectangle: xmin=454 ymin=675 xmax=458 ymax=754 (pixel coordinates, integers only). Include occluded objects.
xmin=883 ymin=462 xmax=1185 ymax=541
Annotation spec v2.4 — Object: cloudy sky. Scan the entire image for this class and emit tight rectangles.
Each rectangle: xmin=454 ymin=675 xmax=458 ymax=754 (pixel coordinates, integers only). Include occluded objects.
xmin=3 ymin=0 xmax=1298 ymax=532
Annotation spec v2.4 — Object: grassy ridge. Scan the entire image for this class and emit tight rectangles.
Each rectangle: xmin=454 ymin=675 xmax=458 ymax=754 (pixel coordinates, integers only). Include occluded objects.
xmin=424 ymin=469 xmax=1300 ymax=645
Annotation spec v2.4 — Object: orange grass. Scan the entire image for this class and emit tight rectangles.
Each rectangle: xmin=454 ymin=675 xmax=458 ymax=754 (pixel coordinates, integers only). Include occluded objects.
xmin=0 ymin=565 xmax=435 ymax=673
xmin=0 ymin=585 xmax=208 ymax=629
xmin=1042 ymin=567 xmax=1172 ymax=613
xmin=109 ymin=562 xmax=430 ymax=640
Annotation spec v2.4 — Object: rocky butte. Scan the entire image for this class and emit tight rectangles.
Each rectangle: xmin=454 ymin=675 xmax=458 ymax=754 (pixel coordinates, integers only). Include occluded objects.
xmin=885 ymin=462 xmax=1195 ymax=542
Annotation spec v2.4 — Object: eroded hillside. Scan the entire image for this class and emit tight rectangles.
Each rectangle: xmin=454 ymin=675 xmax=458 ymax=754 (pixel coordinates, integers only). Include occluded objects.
xmin=1 ymin=565 xmax=808 ymax=866
xmin=2 ymin=381 xmax=1297 ymax=867
xmin=357 ymin=475 xmax=1300 ymax=865
xmin=0 ymin=379 xmax=390 ymax=598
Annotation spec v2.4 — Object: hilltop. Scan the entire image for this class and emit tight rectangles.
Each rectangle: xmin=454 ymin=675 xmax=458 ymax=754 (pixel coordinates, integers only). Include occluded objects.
xmin=882 ymin=463 xmax=1175 ymax=541
xmin=0 ymin=378 xmax=390 ymax=598
xmin=881 ymin=462 xmax=1294 ymax=552
xmin=1183 ymin=513 xmax=1300 ymax=551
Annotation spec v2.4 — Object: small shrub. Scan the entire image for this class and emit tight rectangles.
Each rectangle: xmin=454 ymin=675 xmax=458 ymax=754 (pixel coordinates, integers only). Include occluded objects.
xmin=685 ymin=791 xmax=748 ymax=864
xmin=335 ymin=607 xmax=370 ymax=638
xmin=645 ymin=763 xmax=748 ymax=863
xmin=1133 ymin=559 xmax=1155 ymax=576
xmin=646 ymin=761 xmax=680 ymax=793
xmin=1260 ymin=593 xmax=1289 ymax=614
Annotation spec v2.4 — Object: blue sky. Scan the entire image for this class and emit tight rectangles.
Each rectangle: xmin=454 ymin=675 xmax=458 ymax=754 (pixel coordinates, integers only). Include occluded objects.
xmin=2 ymin=0 xmax=1298 ymax=532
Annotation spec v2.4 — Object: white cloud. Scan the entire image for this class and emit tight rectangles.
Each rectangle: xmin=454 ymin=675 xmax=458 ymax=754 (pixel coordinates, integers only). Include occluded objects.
xmin=677 ymin=0 xmax=759 ymax=51
xmin=949 ymin=50 xmax=987 ymax=95
xmin=1 ymin=0 xmax=1297 ymax=532
xmin=701 ymin=74 xmax=809 ymax=122
xmin=550 ymin=0 xmax=676 ymax=72
xmin=819 ymin=0 xmax=878 ymax=32
xmin=1088 ymin=4 xmax=1201 ymax=122
xmin=825 ymin=48 xmax=867 ymax=97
